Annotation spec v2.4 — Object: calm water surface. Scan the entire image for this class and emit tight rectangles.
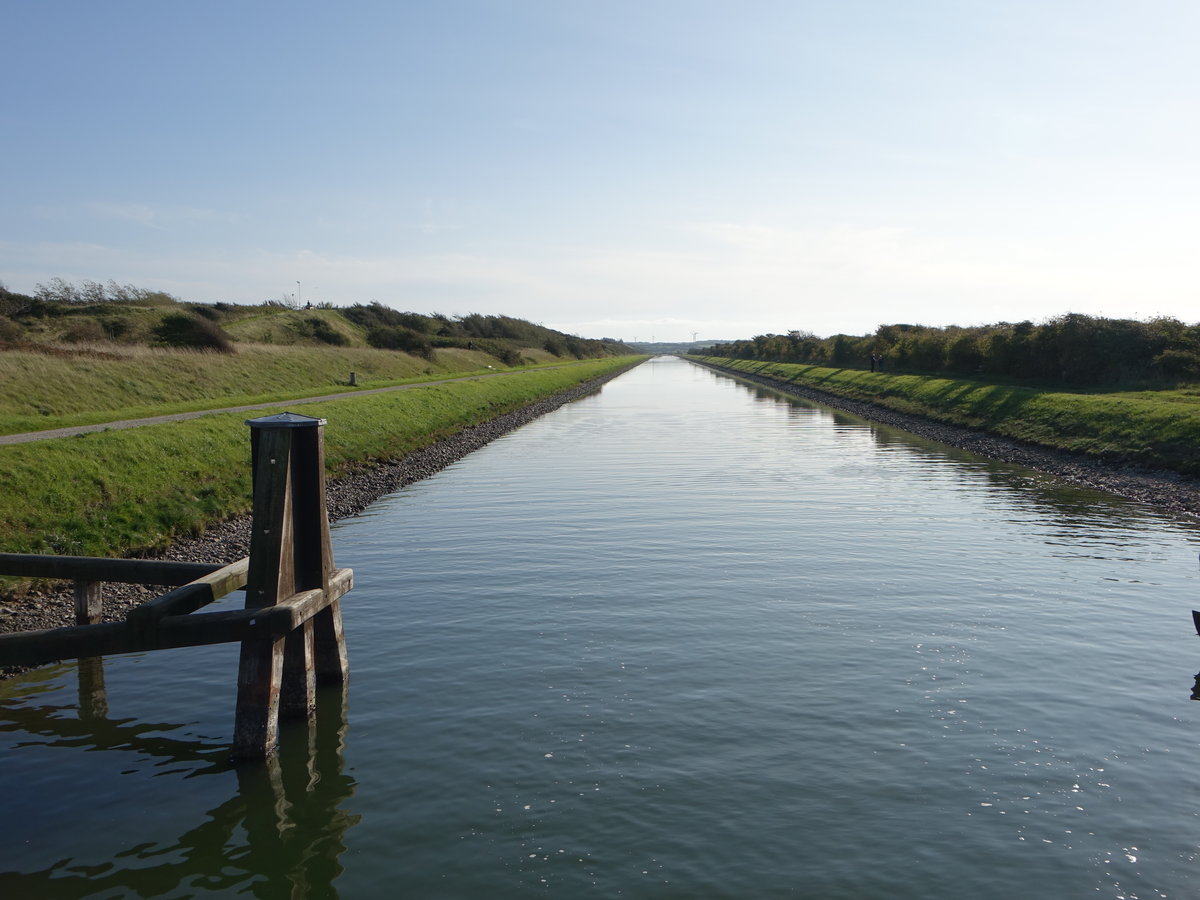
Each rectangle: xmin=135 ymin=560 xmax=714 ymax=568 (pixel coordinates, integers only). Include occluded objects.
xmin=2 ymin=356 xmax=1200 ymax=898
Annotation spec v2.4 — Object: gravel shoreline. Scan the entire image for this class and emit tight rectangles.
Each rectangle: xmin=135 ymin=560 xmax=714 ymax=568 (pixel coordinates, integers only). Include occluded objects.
xmin=694 ymin=358 xmax=1200 ymax=517
xmin=0 ymin=362 xmax=640 ymax=649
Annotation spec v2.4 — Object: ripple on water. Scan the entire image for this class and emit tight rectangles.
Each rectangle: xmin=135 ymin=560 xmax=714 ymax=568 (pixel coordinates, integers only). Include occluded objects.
xmin=3 ymin=357 xmax=1200 ymax=899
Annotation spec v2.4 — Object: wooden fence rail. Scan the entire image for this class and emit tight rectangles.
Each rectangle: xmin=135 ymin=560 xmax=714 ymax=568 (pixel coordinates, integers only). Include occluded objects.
xmin=0 ymin=411 xmax=352 ymax=759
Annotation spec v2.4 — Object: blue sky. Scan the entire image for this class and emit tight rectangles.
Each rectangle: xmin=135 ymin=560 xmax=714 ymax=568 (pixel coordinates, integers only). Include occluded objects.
xmin=3 ymin=1 xmax=1198 ymax=341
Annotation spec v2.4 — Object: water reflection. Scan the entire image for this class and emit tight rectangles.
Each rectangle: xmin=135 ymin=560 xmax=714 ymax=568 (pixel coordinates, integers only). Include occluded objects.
xmin=75 ymin=657 xmax=107 ymax=721
xmin=0 ymin=680 xmax=358 ymax=898
xmin=729 ymin=368 xmax=1200 ymax=541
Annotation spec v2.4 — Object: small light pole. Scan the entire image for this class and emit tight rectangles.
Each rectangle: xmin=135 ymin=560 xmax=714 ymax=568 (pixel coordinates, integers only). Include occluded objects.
xmin=296 ymin=281 xmax=301 ymax=307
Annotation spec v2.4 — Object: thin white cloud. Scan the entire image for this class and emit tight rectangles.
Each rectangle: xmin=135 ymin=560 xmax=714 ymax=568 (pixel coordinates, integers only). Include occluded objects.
xmin=83 ymin=202 xmax=236 ymax=229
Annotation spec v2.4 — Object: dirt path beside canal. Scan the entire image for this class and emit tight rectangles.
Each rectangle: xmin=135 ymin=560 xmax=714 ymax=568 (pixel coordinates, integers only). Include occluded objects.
xmin=0 ymin=366 xmax=572 ymax=445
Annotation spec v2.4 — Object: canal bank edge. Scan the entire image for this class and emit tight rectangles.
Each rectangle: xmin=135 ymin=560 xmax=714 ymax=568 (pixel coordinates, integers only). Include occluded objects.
xmin=689 ymin=356 xmax=1200 ymax=519
xmin=0 ymin=358 xmax=646 ymax=653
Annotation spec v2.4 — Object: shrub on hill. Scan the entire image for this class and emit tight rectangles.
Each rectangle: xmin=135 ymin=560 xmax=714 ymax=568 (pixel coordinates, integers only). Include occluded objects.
xmin=284 ymin=315 xmax=350 ymax=346
xmin=339 ymin=303 xmax=630 ymax=359
xmin=33 ymin=277 xmax=180 ymax=307
xmin=0 ymin=285 xmax=36 ymax=319
xmin=153 ymin=313 xmax=236 ymax=353
xmin=60 ymin=319 xmax=107 ymax=343
xmin=366 ymin=325 xmax=433 ymax=356
xmin=342 ymin=303 xmax=436 ymax=334
xmin=3 ymin=281 xmax=633 ymax=358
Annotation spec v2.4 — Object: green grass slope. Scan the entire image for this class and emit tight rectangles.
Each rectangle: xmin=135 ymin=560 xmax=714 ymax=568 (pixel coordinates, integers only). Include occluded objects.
xmin=0 ymin=357 xmax=644 ymax=563
xmin=697 ymin=357 xmax=1200 ymax=476
xmin=0 ymin=344 xmax=556 ymax=435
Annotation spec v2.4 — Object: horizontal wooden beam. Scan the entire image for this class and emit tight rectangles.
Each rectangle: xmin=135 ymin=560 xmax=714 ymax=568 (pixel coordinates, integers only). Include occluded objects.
xmin=126 ymin=558 xmax=250 ymax=627
xmin=0 ymin=553 xmax=232 ymax=586
xmin=157 ymin=569 xmax=353 ymax=646
xmin=0 ymin=620 xmax=135 ymax=667
xmin=0 ymin=568 xmax=352 ymax=668
xmin=275 ymin=569 xmax=354 ymax=632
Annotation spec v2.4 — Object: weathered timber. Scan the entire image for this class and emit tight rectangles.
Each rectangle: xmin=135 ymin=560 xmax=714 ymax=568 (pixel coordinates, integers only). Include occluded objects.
xmin=0 ymin=620 xmax=131 ymax=666
xmin=234 ymin=636 xmax=286 ymax=759
xmin=73 ymin=579 xmax=103 ymax=721
xmin=313 ymin=599 xmax=349 ymax=684
xmin=0 ymin=568 xmax=351 ymax=667
xmin=0 ymin=410 xmax=352 ymax=761
xmin=234 ymin=417 xmax=299 ymax=757
xmin=126 ymin=557 xmax=251 ymax=636
xmin=158 ymin=572 xmax=350 ymax=647
xmin=0 ymin=554 xmax=231 ymax=585
xmin=73 ymin=580 xmax=102 ymax=626
xmin=282 ymin=621 xmax=316 ymax=718
xmin=234 ymin=412 xmax=346 ymax=758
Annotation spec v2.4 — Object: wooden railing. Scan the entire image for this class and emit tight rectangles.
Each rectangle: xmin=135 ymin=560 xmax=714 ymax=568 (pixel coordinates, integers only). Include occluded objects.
xmin=0 ymin=411 xmax=353 ymax=759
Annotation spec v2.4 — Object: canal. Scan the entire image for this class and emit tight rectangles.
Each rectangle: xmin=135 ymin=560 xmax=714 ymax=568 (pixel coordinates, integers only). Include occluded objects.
xmin=2 ymin=355 xmax=1199 ymax=898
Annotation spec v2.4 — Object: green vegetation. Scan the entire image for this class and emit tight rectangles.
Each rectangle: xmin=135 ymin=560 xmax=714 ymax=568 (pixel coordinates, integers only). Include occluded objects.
xmin=0 ymin=277 xmax=641 ymax=581
xmin=0 ymin=343 xmax=567 ymax=435
xmin=707 ymin=314 xmax=1200 ymax=388
xmin=0 ymin=280 xmax=631 ymax=361
xmin=701 ymin=314 xmax=1200 ymax=476
xmin=0 ymin=358 xmax=641 ymax=562
xmin=339 ymin=303 xmax=623 ymax=362
xmin=697 ymin=357 xmax=1200 ymax=476
xmin=0 ymin=277 xmax=633 ymax=435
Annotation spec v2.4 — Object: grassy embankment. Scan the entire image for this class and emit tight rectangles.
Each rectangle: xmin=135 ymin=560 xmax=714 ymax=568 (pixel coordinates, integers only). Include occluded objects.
xmin=0 ymin=354 xmax=643 ymax=565
xmin=0 ymin=343 xmax=567 ymax=435
xmin=697 ymin=357 xmax=1200 ymax=476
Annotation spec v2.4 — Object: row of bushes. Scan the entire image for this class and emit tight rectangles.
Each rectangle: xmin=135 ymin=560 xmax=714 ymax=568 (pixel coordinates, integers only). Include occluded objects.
xmin=342 ymin=303 xmax=627 ymax=359
xmin=705 ymin=314 xmax=1200 ymax=386
xmin=0 ymin=283 xmax=631 ymax=362
xmin=28 ymin=277 xmax=180 ymax=307
xmin=0 ymin=302 xmax=237 ymax=353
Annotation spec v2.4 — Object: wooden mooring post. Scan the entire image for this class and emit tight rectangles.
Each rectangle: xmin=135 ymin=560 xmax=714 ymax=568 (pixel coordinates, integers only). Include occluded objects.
xmin=0 ymin=411 xmax=352 ymax=760
xmin=234 ymin=412 xmax=349 ymax=757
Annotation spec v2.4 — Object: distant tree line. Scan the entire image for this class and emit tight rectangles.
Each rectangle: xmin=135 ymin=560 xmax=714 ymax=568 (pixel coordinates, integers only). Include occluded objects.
xmin=703 ymin=314 xmax=1200 ymax=386
xmin=340 ymin=302 xmax=627 ymax=361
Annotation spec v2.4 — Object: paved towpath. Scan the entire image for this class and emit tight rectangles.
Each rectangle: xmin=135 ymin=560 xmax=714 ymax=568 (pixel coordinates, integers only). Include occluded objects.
xmin=0 ymin=368 xmax=531 ymax=445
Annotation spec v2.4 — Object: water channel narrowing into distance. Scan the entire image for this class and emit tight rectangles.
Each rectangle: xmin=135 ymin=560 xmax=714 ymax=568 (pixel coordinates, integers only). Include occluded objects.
xmin=2 ymin=355 xmax=1199 ymax=898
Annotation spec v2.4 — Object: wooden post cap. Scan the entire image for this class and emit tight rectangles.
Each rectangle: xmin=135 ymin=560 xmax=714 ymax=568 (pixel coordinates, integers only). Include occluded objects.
xmin=245 ymin=412 xmax=327 ymax=429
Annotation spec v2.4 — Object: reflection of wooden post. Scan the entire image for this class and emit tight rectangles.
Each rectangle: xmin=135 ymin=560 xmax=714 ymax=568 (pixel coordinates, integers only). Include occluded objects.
xmin=77 ymin=656 xmax=108 ymax=720
xmin=233 ymin=412 xmax=344 ymax=758
xmin=74 ymin=581 xmax=107 ymax=719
